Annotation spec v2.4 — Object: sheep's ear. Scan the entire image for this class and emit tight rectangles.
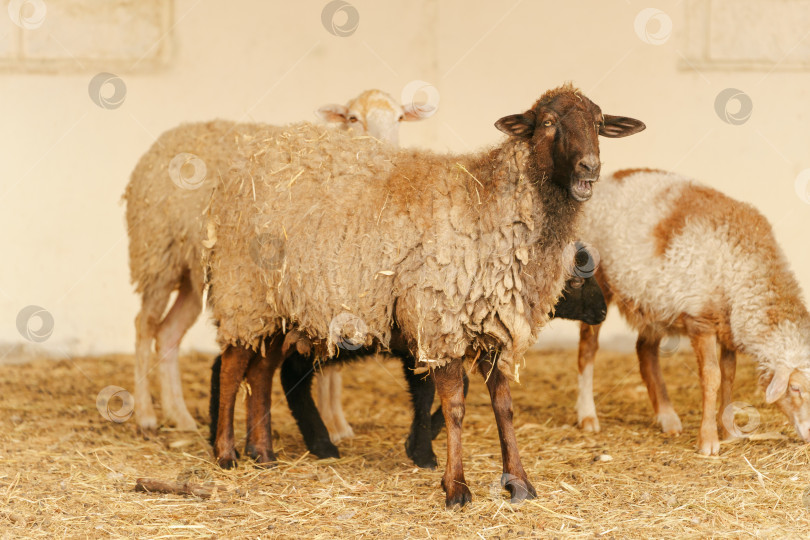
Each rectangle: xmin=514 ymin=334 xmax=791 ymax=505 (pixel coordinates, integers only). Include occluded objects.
xmin=402 ymin=103 xmax=435 ymax=121
xmin=600 ymin=115 xmax=646 ymax=138
xmin=495 ymin=111 xmax=536 ymax=139
xmin=766 ymin=366 xmax=792 ymax=403
xmin=316 ymin=104 xmax=349 ymax=124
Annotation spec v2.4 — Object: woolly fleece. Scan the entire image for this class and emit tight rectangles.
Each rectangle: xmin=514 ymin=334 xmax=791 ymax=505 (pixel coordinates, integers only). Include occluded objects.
xmin=579 ymin=169 xmax=810 ymax=377
xmin=205 ymin=123 xmax=580 ymax=380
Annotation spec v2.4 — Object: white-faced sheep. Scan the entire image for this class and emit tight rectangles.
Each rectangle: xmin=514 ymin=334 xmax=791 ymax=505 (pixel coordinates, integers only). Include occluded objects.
xmin=206 ymin=84 xmax=645 ymax=506
xmin=575 ymin=168 xmax=810 ymax=455
xmin=123 ymin=90 xmax=429 ymax=432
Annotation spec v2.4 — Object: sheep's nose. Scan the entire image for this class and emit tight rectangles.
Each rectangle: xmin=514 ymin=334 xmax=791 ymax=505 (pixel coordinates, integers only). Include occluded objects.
xmin=798 ymin=422 xmax=810 ymax=443
xmin=577 ymin=155 xmax=600 ymax=175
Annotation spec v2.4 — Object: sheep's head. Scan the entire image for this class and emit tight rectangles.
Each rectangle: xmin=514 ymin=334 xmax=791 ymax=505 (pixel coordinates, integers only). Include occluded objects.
xmin=552 ymin=275 xmax=607 ymax=325
xmin=764 ymin=366 xmax=810 ymax=442
xmin=495 ymin=83 xmax=645 ymax=202
xmin=550 ymin=242 xmax=607 ymax=324
xmin=316 ymin=89 xmax=432 ymax=147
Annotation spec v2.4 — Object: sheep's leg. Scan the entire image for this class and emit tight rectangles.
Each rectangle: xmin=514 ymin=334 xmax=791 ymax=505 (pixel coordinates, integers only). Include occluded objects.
xmin=686 ymin=325 xmax=721 ymax=455
xmin=214 ymin=345 xmax=253 ymax=468
xmin=328 ymin=366 xmax=355 ymax=443
xmin=315 ymin=369 xmax=338 ymax=441
xmin=280 ymin=355 xmax=340 ymax=459
xmin=208 ymin=355 xmax=222 ymax=450
xmin=133 ymin=282 xmax=173 ymax=431
xmin=433 ymin=359 xmax=472 ymax=508
xmin=718 ymin=345 xmax=737 ymax=440
xmin=244 ymin=337 xmax=282 ymax=466
xmin=477 ymin=357 xmax=536 ymax=503
xmin=402 ymin=354 xmax=438 ymax=469
xmin=154 ymin=274 xmax=201 ymax=431
xmin=636 ymin=334 xmax=682 ymax=435
xmin=430 ymin=371 xmax=469 ymax=440
xmin=577 ymin=322 xmax=602 ymax=432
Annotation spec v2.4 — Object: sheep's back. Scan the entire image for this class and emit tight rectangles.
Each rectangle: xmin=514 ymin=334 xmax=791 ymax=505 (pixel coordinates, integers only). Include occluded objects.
xmin=580 ymin=170 xmax=806 ymax=343
xmin=125 ymin=120 xmax=256 ymax=293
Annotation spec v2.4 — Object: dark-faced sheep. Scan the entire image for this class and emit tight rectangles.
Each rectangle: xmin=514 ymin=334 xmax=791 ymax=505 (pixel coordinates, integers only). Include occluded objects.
xmin=123 ymin=90 xmax=429 ymax=431
xmin=575 ymin=168 xmax=810 ymax=455
xmin=205 ymin=84 xmax=644 ymax=506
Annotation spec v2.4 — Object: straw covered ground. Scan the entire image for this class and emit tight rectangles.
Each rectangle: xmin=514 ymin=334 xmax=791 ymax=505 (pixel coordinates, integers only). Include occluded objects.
xmin=2 ymin=343 xmax=810 ymax=538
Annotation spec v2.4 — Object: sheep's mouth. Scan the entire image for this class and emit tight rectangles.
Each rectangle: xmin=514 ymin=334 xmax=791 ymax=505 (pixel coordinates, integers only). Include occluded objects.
xmin=569 ymin=176 xmax=598 ymax=202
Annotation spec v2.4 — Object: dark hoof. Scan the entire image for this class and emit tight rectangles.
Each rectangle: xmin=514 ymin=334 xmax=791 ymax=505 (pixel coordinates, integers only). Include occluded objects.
xmin=442 ymin=478 xmax=473 ymax=508
xmin=405 ymin=437 xmax=437 ymax=469
xmin=502 ymin=474 xmax=536 ymax=504
xmin=216 ymin=454 xmax=238 ymax=469
xmin=311 ymin=440 xmax=340 ymax=460
xmin=412 ymin=452 xmax=438 ymax=470
xmin=252 ymin=458 xmax=277 ymax=469
xmin=245 ymin=445 xmax=276 ymax=468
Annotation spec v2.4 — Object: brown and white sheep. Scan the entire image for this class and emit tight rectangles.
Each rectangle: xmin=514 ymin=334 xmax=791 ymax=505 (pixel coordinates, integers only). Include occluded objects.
xmin=575 ymin=168 xmax=810 ymax=455
xmin=123 ymin=90 xmax=429 ymax=431
xmin=205 ymin=84 xmax=645 ymax=506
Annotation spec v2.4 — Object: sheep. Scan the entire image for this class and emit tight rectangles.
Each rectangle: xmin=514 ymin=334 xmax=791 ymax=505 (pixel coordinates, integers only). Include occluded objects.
xmin=205 ymin=83 xmax=645 ymax=506
xmin=575 ymin=168 xmax=810 ymax=456
xmin=207 ymin=269 xmax=608 ymax=469
xmin=316 ymin=88 xmax=431 ymax=147
xmin=123 ymin=89 xmax=429 ymax=432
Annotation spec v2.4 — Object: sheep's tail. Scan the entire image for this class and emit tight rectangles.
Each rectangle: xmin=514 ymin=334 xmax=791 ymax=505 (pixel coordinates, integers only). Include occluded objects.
xmin=208 ymin=355 xmax=222 ymax=448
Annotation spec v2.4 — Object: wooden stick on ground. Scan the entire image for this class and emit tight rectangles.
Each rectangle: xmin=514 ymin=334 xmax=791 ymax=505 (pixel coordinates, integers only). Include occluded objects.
xmin=134 ymin=477 xmax=223 ymax=499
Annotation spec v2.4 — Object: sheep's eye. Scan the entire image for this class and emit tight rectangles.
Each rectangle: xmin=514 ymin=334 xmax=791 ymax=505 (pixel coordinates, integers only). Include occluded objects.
xmin=569 ymin=277 xmax=585 ymax=289
xmin=790 ymin=384 xmax=801 ymax=393
xmin=543 ymin=120 xmax=554 ymax=127
xmin=349 ymin=116 xmax=359 ymax=123
xmin=398 ymin=115 xmax=404 ymax=122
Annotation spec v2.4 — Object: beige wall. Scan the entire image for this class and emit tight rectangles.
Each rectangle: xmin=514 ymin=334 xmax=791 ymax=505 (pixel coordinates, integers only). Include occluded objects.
xmin=2 ymin=0 xmax=809 ymax=359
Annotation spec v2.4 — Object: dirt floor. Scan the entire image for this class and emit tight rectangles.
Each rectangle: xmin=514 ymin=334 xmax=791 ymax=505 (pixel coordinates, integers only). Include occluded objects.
xmin=1 ymin=346 xmax=810 ymax=538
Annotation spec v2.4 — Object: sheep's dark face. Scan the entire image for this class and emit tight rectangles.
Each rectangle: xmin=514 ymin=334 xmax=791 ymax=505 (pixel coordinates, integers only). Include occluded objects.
xmin=552 ymin=275 xmax=607 ymax=325
xmin=495 ymin=86 xmax=645 ymax=202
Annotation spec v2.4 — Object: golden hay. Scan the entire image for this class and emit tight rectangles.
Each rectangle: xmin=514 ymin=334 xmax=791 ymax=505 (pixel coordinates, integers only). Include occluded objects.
xmin=1 ymin=347 xmax=810 ymax=537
